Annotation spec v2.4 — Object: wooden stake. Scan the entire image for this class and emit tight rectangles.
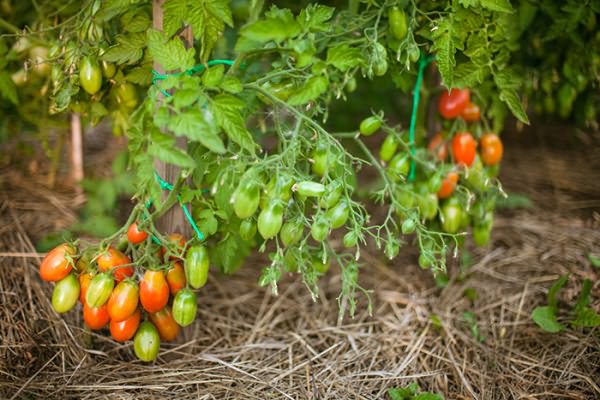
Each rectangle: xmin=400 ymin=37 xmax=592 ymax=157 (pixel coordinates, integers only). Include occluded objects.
xmin=70 ymin=113 xmax=84 ymax=185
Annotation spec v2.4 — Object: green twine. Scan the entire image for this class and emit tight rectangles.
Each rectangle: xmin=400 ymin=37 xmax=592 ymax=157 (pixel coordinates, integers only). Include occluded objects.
xmin=408 ymin=54 xmax=436 ymax=182
xmin=152 ymin=59 xmax=236 ymax=97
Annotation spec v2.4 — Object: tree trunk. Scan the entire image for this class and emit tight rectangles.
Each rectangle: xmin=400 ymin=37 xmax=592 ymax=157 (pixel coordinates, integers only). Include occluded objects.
xmin=152 ymin=0 xmax=191 ymax=237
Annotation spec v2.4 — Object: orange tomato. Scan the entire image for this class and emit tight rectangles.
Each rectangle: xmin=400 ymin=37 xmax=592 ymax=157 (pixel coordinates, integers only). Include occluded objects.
xmin=127 ymin=222 xmax=148 ymax=244
xmin=110 ymin=309 xmax=141 ymax=342
xmin=107 ymin=280 xmax=139 ymax=322
xmin=166 ymin=261 xmax=186 ymax=296
xmin=149 ymin=307 xmax=180 ymax=342
xmin=480 ymin=133 xmax=503 ymax=166
xmin=428 ymin=133 xmax=448 ymax=162
xmin=461 ymin=102 xmax=480 ymax=122
xmin=83 ymin=303 xmax=110 ymax=330
xmin=452 ymin=132 xmax=477 ymax=167
xmin=79 ymin=272 xmax=94 ymax=303
xmin=97 ymin=247 xmax=133 ymax=282
xmin=140 ymin=270 xmax=169 ymax=313
xmin=437 ymin=171 xmax=459 ymax=199
xmin=40 ymin=243 xmax=77 ymax=282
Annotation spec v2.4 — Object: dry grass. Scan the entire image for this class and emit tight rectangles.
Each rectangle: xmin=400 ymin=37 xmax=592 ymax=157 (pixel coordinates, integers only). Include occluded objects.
xmin=1 ymin=127 xmax=599 ymax=399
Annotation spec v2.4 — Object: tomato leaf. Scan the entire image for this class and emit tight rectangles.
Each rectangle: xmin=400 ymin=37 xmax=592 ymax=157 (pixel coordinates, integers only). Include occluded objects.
xmin=288 ymin=75 xmax=328 ymax=106
xmin=498 ymin=88 xmax=529 ymax=124
xmin=531 ymin=306 xmax=564 ymax=333
xmin=588 ymin=254 xmax=600 ymax=269
xmin=547 ymin=274 xmax=568 ymax=309
xmin=148 ymin=142 xmax=196 ymax=168
xmin=202 ymin=65 xmax=224 ymax=88
xmin=297 ymin=4 xmax=334 ymax=32
xmin=326 ymin=44 xmax=364 ymax=72
xmin=239 ymin=7 xmax=300 ymax=44
xmin=0 ymin=71 xmax=18 ymax=104
xmin=459 ymin=0 xmax=513 ymax=13
xmin=212 ymin=234 xmax=249 ymax=274
xmin=102 ymin=33 xmax=146 ymax=65
xmin=125 ymin=67 xmax=153 ymax=85
xmin=167 ymin=109 xmax=226 ymax=154
xmin=570 ymin=307 xmax=600 ymax=328
xmin=431 ymin=16 xmax=464 ymax=87
xmin=147 ymin=29 xmax=195 ymax=72
xmin=211 ymin=94 xmax=256 ymax=154
xmin=220 ymin=76 xmax=242 ymax=94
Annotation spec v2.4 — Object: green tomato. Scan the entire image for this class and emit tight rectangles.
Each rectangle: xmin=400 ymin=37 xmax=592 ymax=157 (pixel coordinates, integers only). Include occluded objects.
xmin=473 ymin=224 xmax=491 ymax=246
xmin=258 ymin=200 xmax=284 ymax=239
xmin=557 ymin=83 xmax=577 ymax=119
xmin=440 ymin=200 xmax=463 ymax=234
xmin=294 ymin=181 xmax=326 ymax=197
xmin=184 ymin=245 xmax=209 ymax=289
xmin=388 ymin=7 xmax=408 ymax=40
xmin=319 ymin=181 xmax=343 ymax=209
xmin=283 ymin=248 xmax=300 ymax=273
xmin=52 ymin=274 xmax=80 ymax=314
xmin=116 ymin=82 xmax=138 ymax=109
xmin=408 ymin=45 xmax=420 ymax=63
xmin=396 ymin=184 xmax=416 ymax=210
xmin=311 ymin=216 xmax=330 ymax=241
xmin=466 ymin=157 xmax=489 ymax=192
xmin=101 ymin=61 xmax=116 ymax=78
xmin=418 ymin=253 xmax=433 ymax=269
xmin=346 ymin=76 xmax=357 ymax=93
xmin=343 ymin=231 xmax=358 ymax=248
xmin=311 ymin=144 xmax=329 ymax=177
xmin=234 ymin=180 xmax=261 ymax=219
xmin=30 ymin=46 xmax=50 ymax=77
xmin=326 ymin=201 xmax=350 ymax=229
xmin=134 ymin=321 xmax=160 ymax=362
xmin=86 ymin=273 xmax=114 ymax=308
xmin=280 ymin=220 xmax=304 ymax=247
xmin=417 ymin=192 xmax=438 ymax=220
xmin=79 ymin=57 xmax=102 ymax=95
xmin=427 ymin=174 xmax=442 ymax=194
xmin=379 ymin=133 xmax=399 ymax=162
xmin=239 ymin=219 xmax=257 ymax=241
xmin=172 ymin=288 xmax=197 ymax=327
xmin=359 ymin=116 xmax=382 ymax=136
xmin=388 ymin=153 xmax=410 ymax=181
xmin=401 ymin=218 xmax=416 ymax=235
xmin=312 ymin=256 xmax=330 ymax=275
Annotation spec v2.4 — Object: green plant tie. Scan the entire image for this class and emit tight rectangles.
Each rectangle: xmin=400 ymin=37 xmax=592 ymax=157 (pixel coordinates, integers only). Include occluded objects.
xmin=146 ymin=171 xmax=204 ymax=242
xmin=152 ymin=59 xmax=236 ymax=97
xmin=408 ymin=54 xmax=436 ymax=182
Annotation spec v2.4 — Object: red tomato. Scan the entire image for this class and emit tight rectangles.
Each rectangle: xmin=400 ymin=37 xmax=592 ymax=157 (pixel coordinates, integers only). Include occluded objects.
xmin=79 ymin=272 xmax=94 ymax=303
xmin=437 ymin=171 xmax=459 ymax=199
xmin=39 ymin=243 xmax=77 ymax=282
xmin=480 ymin=133 xmax=504 ymax=166
xmin=461 ymin=102 xmax=480 ymax=121
xmin=83 ymin=303 xmax=110 ymax=330
xmin=110 ymin=308 xmax=141 ymax=342
xmin=140 ymin=270 xmax=169 ymax=313
xmin=166 ymin=261 xmax=186 ymax=296
xmin=97 ymin=247 xmax=133 ymax=282
xmin=438 ymin=88 xmax=470 ymax=119
xmin=107 ymin=280 xmax=139 ymax=322
xmin=149 ymin=307 xmax=180 ymax=342
xmin=428 ymin=133 xmax=448 ymax=162
xmin=160 ymin=233 xmax=186 ymax=260
xmin=127 ymin=222 xmax=148 ymax=244
xmin=452 ymin=132 xmax=477 ymax=167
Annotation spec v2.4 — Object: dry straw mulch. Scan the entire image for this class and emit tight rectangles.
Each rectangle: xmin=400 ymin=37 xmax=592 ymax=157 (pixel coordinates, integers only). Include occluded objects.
xmin=1 ymin=129 xmax=599 ymax=399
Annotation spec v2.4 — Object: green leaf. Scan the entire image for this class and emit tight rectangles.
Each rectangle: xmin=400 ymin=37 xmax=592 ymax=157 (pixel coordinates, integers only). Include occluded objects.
xmin=288 ymin=75 xmax=328 ymax=106
xmin=571 ymin=307 xmax=600 ymax=328
xmin=202 ymin=64 xmax=224 ymax=88
xmin=211 ymin=94 xmax=256 ymax=154
xmin=220 ymin=76 xmax=242 ymax=94
xmin=125 ymin=66 xmax=153 ymax=85
xmin=102 ymin=33 xmax=146 ymax=65
xmin=122 ymin=10 xmax=151 ymax=33
xmin=186 ymin=0 xmax=232 ymax=61
xmin=460 ymin=0 xmax=513 ymax=13
xmin=0 ymin=71 xmax=18 ymax=104
xmin=326 ymin=44 xmax=363 ymax=72
xmin=388 ymin=383 xmax=419 ymax=400
xmin=148 ymin=142 xmax=196 ymax=168
xmin=297 ymin=4 xmax=335 ymax=32
xmin=499 ymin=88 xmax=529 ymax=124
xmin=172 ymin=88 xmax=201 ymax=109
xmin=453 ymin=61 xmax=486 ymax=88
xmin=147 ymin=29 xmax=195 ymax=71
xmin=413 ymin=394 xmax=444 ymax=400
xmin=194 ymin=209 xmax=218 ymax=237
xmin=588 ymin=254 xmax=600 ymax=268
xmin=95 ymin=0 xmax=131 ymax=22
xmin=212 ymin=234 xmax=250 ymax=274
xmin=167 ymin=109 xmax=226 ymax=154
xmin=240 ymin=8 xmax=301 ymax=44
xmin=431 ymin=16 xmax=464 ymax=87
xmin=547 ymin=274 xmax=568 ymax=309
xmin=163 ymin=0 xmax=188 ymax=37
xmin=573 ymin=279 xmax=592 ymax=313
xmin=532 ymin=306 xmax=564 ymax=333
xmin=463 ymin=311 xmax=485 ymax=342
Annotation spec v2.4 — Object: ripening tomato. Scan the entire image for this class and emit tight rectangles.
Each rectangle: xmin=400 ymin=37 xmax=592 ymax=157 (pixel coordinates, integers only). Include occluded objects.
xmin=30 ymin=46 xmax=50 ymax=77
xmin=172 ymin=288 xmax=198 ymax=327
xmin=452 ymin=132 xmax=477 ymax=167
xmin=51 ymin=274 xmax=80 ymax=314
xmin=107 ymin=280 xmax=139 ymax=322
xmin=110 ymin=308 xmax=141 ymax=342
xmin=140 ymin=270 xmax=169 ymax=313
xmin=79 ymin=272 xmax=94 ymax=303
xmin=83 ymin=303 xmax=110 ymax=330
xmin=479 ymin=133 xmax=503 ymax=166
xmin=86 ymin=273 xmax=115 ymax=308
xmin=134 ymin=321 xmax=160 ymax=362
xmin=258 ymin=200 xmax=284 ymax=240
xmin=127 ymin=222 xmax=148 ymax=244
xmin=233 ymin=180 xmax=261 ymax=219
xmin=97 ymin=247 xmax=133 ymax=282
xmin=185 ymin=245 xmax=210 ymax=289
xmin=79 ymin=57 xmax=102 ymax=95
xmin=437 ymin=171 xmax=459 ymax=199
xmin=280 ymin=220 xmax=304 ymax=247
xmin=461 ymin=102 xmax=480 ymax=121
xmin=428 ymin=133 xmax=448 ymax=162
xmin=166 ymin=261 xmax=186 ymax=295
xmin=149 ymin=307 xmax=180 ymax=342
xmin=40 ymin=243 xmax=77 ymax=282
xmin=160 ymin=233 xmax=187 ymax=260
xmin=438 ymin=88 xmax=470 ymax=119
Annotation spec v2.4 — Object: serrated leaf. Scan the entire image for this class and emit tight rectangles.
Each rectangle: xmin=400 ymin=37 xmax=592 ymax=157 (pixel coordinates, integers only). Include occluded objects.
xmin=102 ymin=33 xmax=146 ymax=65
xmin=431 ymin=16 xmax=463 ymax=87
xmin=288 ymin=75 xmax=328 ymax=106
xmin=413 ymin=393 xmax=444 ymax=400
xmin=167 ymin=108 xmax=226 ymax=154
xmin=211 ymin=94 xmax=256 ymax=154
xmin=195 ymin=209 xmax=218 ymax=237
xmin=499 ymin=88 xmax=529 ymax=124
xmin=212 ymin=234 xmax=249 ymax=274
xmin=220 ymin=76 xmax=242 ymax=94
xmin=240 ymin=9 xmax=301 ymax=44
xmin=571 ymin=307 xmax=600 ymax=328
xmin=147 ymin=29 xmax=195 ymax=71
xmin=0 ymin=71 xmax=18 ymax=104
xmin=125 ymin=66 xmax=153 ymax=85
xmin=148 ymin=142 xmax=195 ymax=168
xmin=95 ymin=0 xmax=130 ymax=22
xmin=532 ymin=306 xmax=564 ymax=333
xmin=122 ymin=11 xmax=151 ymax=33
xmin=205 ymin=0 xmax=233 ymax=27
xmin=460 ymin=0 xmax=513 ymax=13
xmin=172 ymin=88 xmax=201 ymax=108
xmin=163 ymin=0 xmax=188 ymax=37
xmin=453 ymin=62 xmax=486 ymax=87
xmin=297 ymin=4 xmax=334 ymax=32
xmin=326 ymin=44 xmax=363 ymax=72
xmin=202 ymin=64 xmax=224 ymax=88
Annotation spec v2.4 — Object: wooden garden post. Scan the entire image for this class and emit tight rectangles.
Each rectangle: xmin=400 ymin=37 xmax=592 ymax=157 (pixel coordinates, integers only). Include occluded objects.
xmin=152 ymin=0 xmax=192 ymax=237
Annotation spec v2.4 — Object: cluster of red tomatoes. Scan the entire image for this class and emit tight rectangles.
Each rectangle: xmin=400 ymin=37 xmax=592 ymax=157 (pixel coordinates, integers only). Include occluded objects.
xmin=39 ymin=224 xmax=209 ymax=361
